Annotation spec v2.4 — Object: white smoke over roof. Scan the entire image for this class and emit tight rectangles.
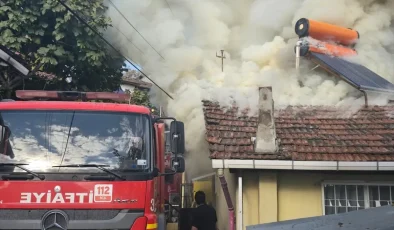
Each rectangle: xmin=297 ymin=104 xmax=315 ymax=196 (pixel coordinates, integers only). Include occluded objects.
xmin=104 ymin=0 xmax=394 ymax=179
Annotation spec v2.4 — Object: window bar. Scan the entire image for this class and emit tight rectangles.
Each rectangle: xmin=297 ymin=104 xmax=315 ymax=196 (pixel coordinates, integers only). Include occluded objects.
xmin=345 ymin=185 xmax=348 ymax=212
xmin=334 ymin=185 xmax=337 ymax=214
xmin=356 ymin=185 xmax=359 ymax=210
xmin=364 ymin=186 xmax=370 ymax=209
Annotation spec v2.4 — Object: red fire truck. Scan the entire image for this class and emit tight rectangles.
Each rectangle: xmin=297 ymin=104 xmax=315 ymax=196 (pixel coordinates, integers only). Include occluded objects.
xmin=0 ymin=90 xmax=185 ymax=230
xmin=163 ymin=148 xmax=182 ymax=223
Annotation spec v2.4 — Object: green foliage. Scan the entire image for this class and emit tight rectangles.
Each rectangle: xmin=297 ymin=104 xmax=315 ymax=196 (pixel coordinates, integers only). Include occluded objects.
xmin=126 ymin=89 xmax=159 ymax=116
xmin=0 ymin=0 xmax=125 ymax=97
xmin=129 ymin=89 xmax=151 ymax=107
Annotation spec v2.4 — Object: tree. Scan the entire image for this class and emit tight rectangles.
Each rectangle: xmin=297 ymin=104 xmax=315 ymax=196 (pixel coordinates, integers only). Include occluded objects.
xmin=124 ymin=88 xmax=159 ymax=116
xmin=0 ymin=0 xmax=125 ymax=98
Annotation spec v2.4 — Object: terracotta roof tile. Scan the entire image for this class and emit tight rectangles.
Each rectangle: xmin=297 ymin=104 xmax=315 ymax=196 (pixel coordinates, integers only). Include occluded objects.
xmin=202 ymin=101 xmax=394 ymax=161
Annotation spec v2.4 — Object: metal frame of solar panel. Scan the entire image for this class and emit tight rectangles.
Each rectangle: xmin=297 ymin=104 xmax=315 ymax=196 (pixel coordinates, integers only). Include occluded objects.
xmin=309 ymin=52 xmax=394 ymax=95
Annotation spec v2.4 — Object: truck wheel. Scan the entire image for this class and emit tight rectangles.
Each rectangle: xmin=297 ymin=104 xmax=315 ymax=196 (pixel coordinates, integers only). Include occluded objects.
xmin=158 ymin=213 xmax=166 ymax=230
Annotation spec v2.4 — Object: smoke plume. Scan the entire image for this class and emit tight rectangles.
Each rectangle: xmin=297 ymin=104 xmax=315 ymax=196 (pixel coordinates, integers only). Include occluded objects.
xmin=104 ymin=0 xmax=394 ymax=179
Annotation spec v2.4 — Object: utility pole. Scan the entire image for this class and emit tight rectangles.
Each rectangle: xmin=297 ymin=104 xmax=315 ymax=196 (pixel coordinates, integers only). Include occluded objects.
xmin=216 ymin=50 xmax=226 ymax=72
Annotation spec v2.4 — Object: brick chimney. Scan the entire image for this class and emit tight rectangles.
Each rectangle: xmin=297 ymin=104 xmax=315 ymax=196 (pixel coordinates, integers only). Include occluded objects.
xmin=254 ymin=87 xmax=278 ymax=153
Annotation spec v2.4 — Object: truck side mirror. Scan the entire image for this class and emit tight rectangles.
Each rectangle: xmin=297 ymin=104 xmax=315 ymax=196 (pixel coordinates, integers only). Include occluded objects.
xmin=170 ymin=121 xmax=185 ymax=154
xmin=171 ymin=156 xmax=185 ymax=173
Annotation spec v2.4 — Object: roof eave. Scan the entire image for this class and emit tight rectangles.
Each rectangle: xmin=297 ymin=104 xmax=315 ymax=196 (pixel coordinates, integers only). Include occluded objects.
xmin=121 ymin=78 xmax=152 ymax=89
xmin=212 ymin=159 xmax=394 ymax=171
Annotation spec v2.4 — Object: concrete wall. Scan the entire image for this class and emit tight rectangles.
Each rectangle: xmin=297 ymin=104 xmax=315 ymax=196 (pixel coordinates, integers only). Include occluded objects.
xmin=238 ymin=170 xmax=394 ymax=230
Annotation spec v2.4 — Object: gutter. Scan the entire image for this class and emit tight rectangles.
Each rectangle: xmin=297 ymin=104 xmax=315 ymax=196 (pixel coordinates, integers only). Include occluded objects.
xmin=120 ymin=78 xmax=152 ymax=90
xmin=212 ymin=160 xmax=394 ymax=171
xmin=217 ymin=168 xmax=235 ymax=230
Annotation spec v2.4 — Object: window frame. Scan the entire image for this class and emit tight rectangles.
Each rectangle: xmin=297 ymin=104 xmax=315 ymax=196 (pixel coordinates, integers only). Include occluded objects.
xmin=321 ymin=181 xmax=394 ymax=215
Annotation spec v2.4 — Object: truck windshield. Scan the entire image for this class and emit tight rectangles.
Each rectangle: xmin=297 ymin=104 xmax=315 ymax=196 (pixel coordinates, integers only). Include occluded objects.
xmin=0 ymin=110 xmax=150 ymax=173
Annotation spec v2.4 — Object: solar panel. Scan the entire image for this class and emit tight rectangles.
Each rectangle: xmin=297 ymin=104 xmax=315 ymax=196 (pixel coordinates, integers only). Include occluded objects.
xmin=310 ymin=52 xmax=394 ymax=94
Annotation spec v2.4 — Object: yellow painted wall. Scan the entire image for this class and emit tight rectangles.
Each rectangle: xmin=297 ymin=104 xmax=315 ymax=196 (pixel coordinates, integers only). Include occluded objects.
xmin=258 ymin=173 xmax=278 ymax=223
xmin=277 ymin=172 xmax=322 ymax=221
xmin=242 ymin=171 xmax=278 ymax=229
xmin=242 ymin=171 xmax=260 ymax=228
xmin=166 ymin=223 xmax=178 ymax=230
xmin=239 ymin=171 xmax=394 ymax=229
xmin=193 ymin=180 xmax=214 ymax=206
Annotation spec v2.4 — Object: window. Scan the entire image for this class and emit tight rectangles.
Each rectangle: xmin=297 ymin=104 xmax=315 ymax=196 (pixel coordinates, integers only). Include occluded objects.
xmin=323 ymin=183 xmax=394 ymax=215
xmin=0 ymin=110 xmax=151 ymax=173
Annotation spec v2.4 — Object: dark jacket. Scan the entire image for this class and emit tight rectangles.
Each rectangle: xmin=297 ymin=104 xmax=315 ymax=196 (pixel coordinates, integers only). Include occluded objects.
xmin=191 ymin=203 xmax=217 ymax=230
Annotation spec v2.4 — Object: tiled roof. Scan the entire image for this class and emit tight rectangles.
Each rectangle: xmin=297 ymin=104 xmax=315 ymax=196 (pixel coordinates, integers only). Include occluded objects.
xmin=202 ymin=100 xmax=394 ymax=161
xmin=121 ymin=77 xmax=152 ymax=90
xmin=36 ymin=71 xmax=57 ymax=80
xmin=121 ymin=70 xmax=152 ymax=90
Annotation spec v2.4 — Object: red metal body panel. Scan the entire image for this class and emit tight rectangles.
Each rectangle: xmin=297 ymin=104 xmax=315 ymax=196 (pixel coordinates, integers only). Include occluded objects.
xmin=0 ymin=181 xmax=146 ymax=209
xmin=163 ymin=154 xmax=181 ymax=197
xmin=144 ymin=180 xmax=158 ymax=229
xmin=167 ymin=174 xmax=181 ymax=195
xmin=0 ymin=100 xmax=168 ymax=229
xmin=0 ymin=101 xmax=150 ymax=114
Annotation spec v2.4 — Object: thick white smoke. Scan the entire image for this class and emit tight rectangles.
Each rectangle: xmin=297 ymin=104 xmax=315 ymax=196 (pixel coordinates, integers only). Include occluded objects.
xmin=104 ymin=0 xmax=394 ymax=179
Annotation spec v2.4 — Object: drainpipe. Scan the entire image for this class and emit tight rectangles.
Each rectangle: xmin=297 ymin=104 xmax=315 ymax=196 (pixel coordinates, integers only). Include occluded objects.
xmin=217 ymin=168 xmax=235 ymax=230
xmin=361 ymin=90 xmax=368 ymax=107
xmin=238 ymin=175 xmax=243 ymax=230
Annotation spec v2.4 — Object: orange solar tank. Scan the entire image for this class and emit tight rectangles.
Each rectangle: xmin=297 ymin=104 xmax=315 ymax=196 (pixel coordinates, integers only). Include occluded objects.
xmin=295 ymin=18 xmax=360 ymax=46
xmin=298 ymin=41 xmax=357 ymax=57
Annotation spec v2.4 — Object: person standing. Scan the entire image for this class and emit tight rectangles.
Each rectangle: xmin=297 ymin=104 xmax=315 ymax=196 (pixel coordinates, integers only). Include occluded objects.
xmin=191 ymin=191 xmax=218 ymax=230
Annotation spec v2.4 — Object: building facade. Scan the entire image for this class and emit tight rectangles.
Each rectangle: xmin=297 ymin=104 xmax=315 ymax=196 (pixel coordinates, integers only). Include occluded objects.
xmin=202 ymin=87 xmax=394 ymax=230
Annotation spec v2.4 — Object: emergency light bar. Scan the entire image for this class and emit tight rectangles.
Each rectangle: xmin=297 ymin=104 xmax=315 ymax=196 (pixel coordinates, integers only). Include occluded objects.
xmin=15 ymin=90 xmax=131 ymax=102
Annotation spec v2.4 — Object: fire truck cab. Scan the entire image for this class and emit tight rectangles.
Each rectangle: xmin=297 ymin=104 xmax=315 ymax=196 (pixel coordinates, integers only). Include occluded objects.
xmin=0 ymin=90 xmax=185 ymax=230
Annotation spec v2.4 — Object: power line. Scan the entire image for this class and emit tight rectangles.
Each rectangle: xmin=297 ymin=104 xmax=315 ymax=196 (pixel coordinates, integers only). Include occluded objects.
xmin=164 ymin=0 xmax=175 ymax=17
xmin=111 ymin=25 xmax=145 ymax=55
xmin=56 ymin=0 xmax=173 ymax=100
xmin=107 ymin=0 xmax=165 ymax=60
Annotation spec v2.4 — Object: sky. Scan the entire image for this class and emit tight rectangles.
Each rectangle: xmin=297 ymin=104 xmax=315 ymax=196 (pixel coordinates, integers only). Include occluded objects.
xmin=124 ymin=61 xmax=140 ymax=70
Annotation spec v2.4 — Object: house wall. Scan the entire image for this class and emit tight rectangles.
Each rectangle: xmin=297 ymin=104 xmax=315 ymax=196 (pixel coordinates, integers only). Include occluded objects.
xmin=239 ymin=170 xmax=394 ymax=230
xmin=241 ymin=171 xmax=279 ymax=228
xmin=120 ymin=84 xmax=135 ymax=93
